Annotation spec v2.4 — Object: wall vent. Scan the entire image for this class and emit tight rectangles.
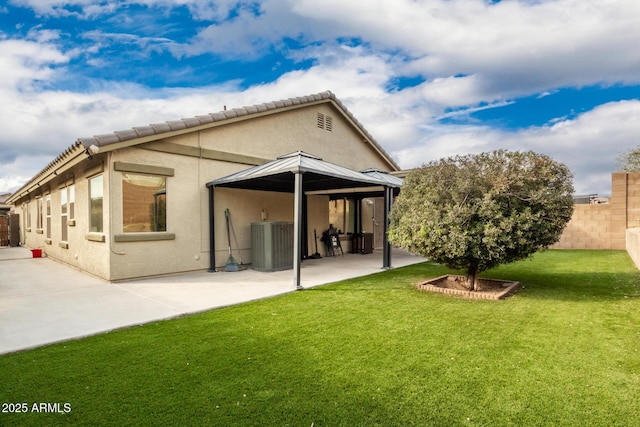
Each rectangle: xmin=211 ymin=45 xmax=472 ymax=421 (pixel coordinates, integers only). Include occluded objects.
xmin=325 ymin=115 xmax=333 ymax=131
xmin=316 ymin=113 xmax=333 ymax=132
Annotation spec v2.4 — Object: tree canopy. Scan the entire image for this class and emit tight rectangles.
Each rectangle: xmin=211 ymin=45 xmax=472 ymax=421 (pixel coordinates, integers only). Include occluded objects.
xmin=389 ymin=150 xmax=574 ymax=290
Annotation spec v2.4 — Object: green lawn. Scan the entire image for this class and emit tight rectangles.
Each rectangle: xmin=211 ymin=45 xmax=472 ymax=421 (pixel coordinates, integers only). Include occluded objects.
xmin=1 ymin=250 xmax=639 ymax=426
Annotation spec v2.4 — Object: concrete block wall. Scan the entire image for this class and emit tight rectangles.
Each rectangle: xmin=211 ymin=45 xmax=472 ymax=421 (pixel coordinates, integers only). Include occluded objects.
xmin=625 ymin=173 xmax=640 ymax=228
xmin=553 ymin=172 xmax=640 ymax=250
xmin=626 ymin=228 xmax=640 ymax=269
xmin=553 ymin=205 xmax=615 ymax=249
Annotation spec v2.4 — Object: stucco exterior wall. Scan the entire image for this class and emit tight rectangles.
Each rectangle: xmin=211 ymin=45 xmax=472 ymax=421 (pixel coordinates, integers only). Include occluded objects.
xmin=17 ymin=158 xmax=111 ymax=280
xmin=102 ymin=145 xmax=300 ymax=280
xmin=307 ymin=195 xmax=330 ymax=255
xmin=11 ymin=99 xmax=396 ymax=281
xmin=101 ymin=102 xmax=392 ymax=280
xmin=188 ymin=104 xmax=393 ymax=171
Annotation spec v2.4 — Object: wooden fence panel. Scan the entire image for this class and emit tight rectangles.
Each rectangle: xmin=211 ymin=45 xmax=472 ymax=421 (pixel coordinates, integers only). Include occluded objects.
xmin=9 ymin=213 xmax=20 ymax=246
xmin=0 ymin=216 xmax=8 ymax=246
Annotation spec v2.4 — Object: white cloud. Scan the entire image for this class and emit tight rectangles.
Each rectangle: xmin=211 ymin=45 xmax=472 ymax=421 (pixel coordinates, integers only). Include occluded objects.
xmin=11 ymin=0 xmax=263 ymax=21
xmin=155 ymin=0 xmax=640 ymax=108
xmin=14 ymin=1 xmax=640 ymax=95
xmin=2 ymin=0 xmax=640 ymax=198
xmin=2 ymin=38 xmax=637 ymax=197
xmin=0 ymin=37 xmax=68 ymax=89
xmin=394 ymin=100 xmax=640 ymax=195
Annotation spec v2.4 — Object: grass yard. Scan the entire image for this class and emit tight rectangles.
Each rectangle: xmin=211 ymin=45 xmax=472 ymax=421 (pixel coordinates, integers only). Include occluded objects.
xmin=1 ymin=250 xmax=639 ymax=426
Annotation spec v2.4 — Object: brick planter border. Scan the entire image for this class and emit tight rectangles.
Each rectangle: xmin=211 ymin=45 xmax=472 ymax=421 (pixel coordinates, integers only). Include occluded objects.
xmin=417 ymin=275 xmax=520 ymax=300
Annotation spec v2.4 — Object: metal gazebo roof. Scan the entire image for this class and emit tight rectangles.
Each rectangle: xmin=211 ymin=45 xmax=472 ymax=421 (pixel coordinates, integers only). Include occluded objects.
xmin=359 ymin=168 xmax=404 ymax=187
xmin=206 ymin=151 xmax=402 ymax=289
xmin=206 ymin=151 xmax=400 ymax=192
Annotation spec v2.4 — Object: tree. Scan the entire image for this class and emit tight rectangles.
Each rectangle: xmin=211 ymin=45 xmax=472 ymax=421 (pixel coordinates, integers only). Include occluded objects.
xmin=616 ymin=145 xmax=640 ymax=172
xmin=389 ymin=150 xmax=574 ymax=291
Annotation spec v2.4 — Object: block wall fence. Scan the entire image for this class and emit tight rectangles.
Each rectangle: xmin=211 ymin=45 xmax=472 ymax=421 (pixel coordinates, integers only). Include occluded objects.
xmin=553 ymin=172 xmax=640 ymax=268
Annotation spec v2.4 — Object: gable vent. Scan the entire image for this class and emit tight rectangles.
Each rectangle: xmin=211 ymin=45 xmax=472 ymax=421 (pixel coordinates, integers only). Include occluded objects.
xmin=316 ymin=112 xmax=333 ymax=132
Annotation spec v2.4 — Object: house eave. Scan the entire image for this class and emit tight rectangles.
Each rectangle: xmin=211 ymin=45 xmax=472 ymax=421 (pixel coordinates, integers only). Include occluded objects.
xmin=8 ymin=91 xmax=400 ymax=204
xmin=6 ymin=144 xmax=87 ymax=205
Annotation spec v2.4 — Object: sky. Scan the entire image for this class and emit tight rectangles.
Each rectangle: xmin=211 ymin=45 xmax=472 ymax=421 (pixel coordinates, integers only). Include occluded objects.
xmin=2 ymin=0 xmax=640 ymax=196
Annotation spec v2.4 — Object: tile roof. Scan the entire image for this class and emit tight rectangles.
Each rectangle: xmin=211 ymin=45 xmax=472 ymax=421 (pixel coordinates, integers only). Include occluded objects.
xmin=9 ymin=91 xmax=399 ymax=204
xmin=75 ymin=91 xmax=397 ymax=169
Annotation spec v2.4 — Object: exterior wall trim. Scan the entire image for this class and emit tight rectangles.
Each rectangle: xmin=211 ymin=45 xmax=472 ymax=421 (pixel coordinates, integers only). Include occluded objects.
xmin=114 ymin=232 xmax=176 ymax=242
xmin=141 ymin=141 xmax=271 ymax=166
xmin=85 ymin=233 xmax=106 ymax=242
xmin=114 ymin=161 xmax=175 ymax=176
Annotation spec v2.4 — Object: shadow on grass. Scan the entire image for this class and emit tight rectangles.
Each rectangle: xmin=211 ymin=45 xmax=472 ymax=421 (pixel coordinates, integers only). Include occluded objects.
xmin=306 ymin=251 xmax=640 ymax=303
xmin=481 ymin=250 xmax=640 ymax=302
xmin=484 ymin=270 xmax=640 ymax=302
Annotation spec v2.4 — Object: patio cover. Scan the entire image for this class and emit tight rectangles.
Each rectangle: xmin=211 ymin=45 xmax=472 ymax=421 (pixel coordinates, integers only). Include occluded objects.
xmin=206 ymin=151 xmax=402 ymax=289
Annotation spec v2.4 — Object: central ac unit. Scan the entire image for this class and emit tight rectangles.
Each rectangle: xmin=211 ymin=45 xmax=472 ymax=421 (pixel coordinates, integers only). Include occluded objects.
xmin=251 ymin=221 xmax=294 ymax=271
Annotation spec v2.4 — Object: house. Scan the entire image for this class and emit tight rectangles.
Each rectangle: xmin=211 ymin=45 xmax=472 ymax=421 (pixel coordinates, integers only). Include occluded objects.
xmin=0 ymin=192 xmax=11 ymax=216
xmin=6 ymin=91 xmax=402 ymax=282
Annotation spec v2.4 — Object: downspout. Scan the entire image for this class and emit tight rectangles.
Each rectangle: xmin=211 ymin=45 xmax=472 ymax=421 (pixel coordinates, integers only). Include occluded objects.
xmin=208 ymin=184 xmax=216 ymax=272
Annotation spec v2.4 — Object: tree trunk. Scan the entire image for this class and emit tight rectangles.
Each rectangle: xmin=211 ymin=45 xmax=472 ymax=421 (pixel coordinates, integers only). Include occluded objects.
xmin=465 ymin=264 xmax=479 ymax=291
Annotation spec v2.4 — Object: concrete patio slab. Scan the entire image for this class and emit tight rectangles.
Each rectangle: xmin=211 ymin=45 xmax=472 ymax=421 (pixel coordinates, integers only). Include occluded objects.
xmin=0 ymin=247 xmax=425 ymax=355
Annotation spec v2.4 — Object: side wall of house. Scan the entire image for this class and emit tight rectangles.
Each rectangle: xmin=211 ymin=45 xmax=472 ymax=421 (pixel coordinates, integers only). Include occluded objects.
xmin=192 ymin=103 xmax=393 ymax=171
xmin=553 ymin=172 xmax=640 ymax=250
xmin=16 ymin=158 xmax=111 ymax=280
xmin=104 ymin=103 xmax=394 ymax=280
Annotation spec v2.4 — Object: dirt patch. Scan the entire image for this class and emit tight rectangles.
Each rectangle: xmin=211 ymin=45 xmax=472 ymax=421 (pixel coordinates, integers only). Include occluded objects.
xmin=416 ymin=275 xmax=520 ymax=300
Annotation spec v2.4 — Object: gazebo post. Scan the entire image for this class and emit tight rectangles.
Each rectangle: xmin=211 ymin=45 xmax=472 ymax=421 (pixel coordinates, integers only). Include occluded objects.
xmin=383 ymin=186 xmax=392 ymax=269
xmin=208 ymin=184 xmax=216 ymax=272
xmin=293 ymin=171 xmax=304 ymax=289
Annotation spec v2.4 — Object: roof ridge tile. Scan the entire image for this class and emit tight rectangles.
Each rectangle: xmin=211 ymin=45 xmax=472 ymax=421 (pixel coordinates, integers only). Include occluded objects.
xmin=195 ymin=115 xmax=214 ymax=125
xmin=166 ymin=120 xmax=187 ymax=131
xmin=114 ymin=129 xmax=138 ymax=140
xmin=94 ymin=133 xmax=120 ymax=145
xmin=133 ymin=126 xmax=155 ymax=137
xmin=150 ymin=123 xmax=171 ymax=133
xmin=181 ymin=117 xmax=201 ymax=127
